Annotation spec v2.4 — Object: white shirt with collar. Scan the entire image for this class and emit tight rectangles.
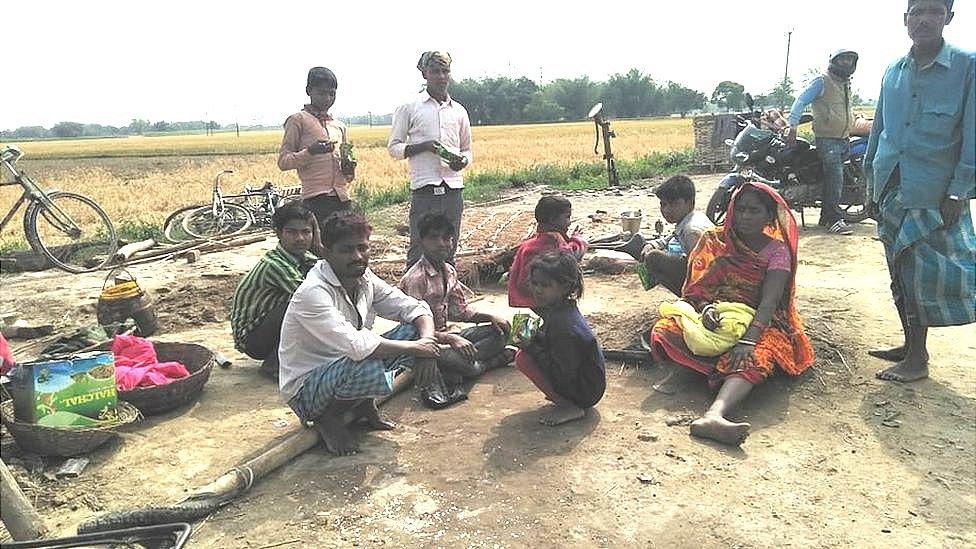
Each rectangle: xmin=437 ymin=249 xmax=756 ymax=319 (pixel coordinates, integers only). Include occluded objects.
xmin=278 ymin=259 xmax=432 ymax=400
xmin=388 ymin=91 xmax=473 ymax=190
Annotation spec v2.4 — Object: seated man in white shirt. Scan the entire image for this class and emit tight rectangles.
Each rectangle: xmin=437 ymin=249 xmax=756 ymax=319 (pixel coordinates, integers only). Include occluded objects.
xmin=279 ymin=211 xmax=441 ymax=456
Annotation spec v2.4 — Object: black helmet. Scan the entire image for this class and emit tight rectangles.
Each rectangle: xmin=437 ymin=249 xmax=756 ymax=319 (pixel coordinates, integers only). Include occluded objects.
xmin=828 ymin=50 xmax=859 ymax=79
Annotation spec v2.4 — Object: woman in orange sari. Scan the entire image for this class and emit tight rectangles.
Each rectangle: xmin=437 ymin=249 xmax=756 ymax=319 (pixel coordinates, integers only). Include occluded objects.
xmin=649 ymin=182 xmax=814 ymax=446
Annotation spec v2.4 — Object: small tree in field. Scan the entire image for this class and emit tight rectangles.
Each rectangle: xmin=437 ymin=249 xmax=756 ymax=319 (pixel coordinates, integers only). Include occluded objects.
xmin=51 ymin=122 xmax=84 ymax=138
xmin=664 ymin=81 xmax=707 ymax=116
xmin=711 ymin=81 xmax=745 ymax=111
xmin=769 ymin=77 xmax=796 ymax=110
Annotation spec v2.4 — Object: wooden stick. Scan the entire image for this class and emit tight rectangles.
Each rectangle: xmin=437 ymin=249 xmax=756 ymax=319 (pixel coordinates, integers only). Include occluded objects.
xmin=466 ymin=191 xmax=533 ymax=209
xmin=371 ymin=248 xmax=498 ymax=266
xmin=458 ymin=211 xmax=497 ymax=249
xmin=197 ymin=234 xmax=267 ymax=253
xmin=113 ymin=239 xmax=157 ymax=262
xmin=187 ymin=371 xmax=414 ymax=501
xmin=254 ymin=540 xmax=301 ymax=549
xmin=121 ymin=239 xmax=209 ymax=264
xmin=123 ymin=233 xmax=267 ymax=266
xmin=486 ymin=211 xmax=523 ymax=249
xmin=124 ymin=230 xmax=265 ymax=263
xmin=834 ymin=348 xmax=854 ymax=376
xmin=0 ymin=459 xmax=47 ymax=541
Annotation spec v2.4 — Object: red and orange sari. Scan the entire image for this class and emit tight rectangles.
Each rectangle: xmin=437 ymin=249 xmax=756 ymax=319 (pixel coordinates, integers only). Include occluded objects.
xmin=649 ymin=182 xmax=814 ymax=386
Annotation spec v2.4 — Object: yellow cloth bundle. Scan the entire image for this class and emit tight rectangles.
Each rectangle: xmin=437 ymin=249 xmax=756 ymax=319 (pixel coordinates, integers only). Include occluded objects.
xmin=100 ymin=280 xmax=141 ymax=301
xmin=658 ymin=300 xmax=756 ymax=357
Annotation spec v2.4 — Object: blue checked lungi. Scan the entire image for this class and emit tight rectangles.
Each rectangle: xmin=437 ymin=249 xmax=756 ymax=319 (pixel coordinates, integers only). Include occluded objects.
xmin=878 ymin=180 xmax=976 ymax=328
xmin=288 ymin=324 xmax=418 ymax=422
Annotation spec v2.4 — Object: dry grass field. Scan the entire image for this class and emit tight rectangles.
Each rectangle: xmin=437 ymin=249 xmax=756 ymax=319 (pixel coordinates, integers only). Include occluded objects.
xmin=0 ymin=118 xmax=692 ymax=249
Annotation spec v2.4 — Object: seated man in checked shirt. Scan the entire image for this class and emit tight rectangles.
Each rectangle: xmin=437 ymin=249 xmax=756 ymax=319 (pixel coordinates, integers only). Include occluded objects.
xmin=399 ymin=213 xmax=513 ymax=396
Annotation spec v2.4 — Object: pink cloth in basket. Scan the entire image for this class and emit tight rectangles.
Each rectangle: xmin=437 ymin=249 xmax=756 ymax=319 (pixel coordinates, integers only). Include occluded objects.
xmin=0 ymin=333 xmax=15 ymax=375
xmin=112 ymin=335 xmax=189 ymax=391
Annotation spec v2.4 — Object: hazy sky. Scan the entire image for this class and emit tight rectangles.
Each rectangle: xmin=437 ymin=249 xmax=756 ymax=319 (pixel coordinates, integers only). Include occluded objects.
xmin=3 ymin=0 xmax=974 ymax=130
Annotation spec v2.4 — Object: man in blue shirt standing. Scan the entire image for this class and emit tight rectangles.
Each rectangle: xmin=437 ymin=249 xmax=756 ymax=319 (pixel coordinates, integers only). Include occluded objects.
xmin=864 ymin=0 xmax=975 ymax=382
xmin=788 ymin=49 xmax=860 ymax=235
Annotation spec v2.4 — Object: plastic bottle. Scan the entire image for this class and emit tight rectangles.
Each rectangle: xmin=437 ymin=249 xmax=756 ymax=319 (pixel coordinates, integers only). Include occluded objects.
xmin=432 ymin=142 xmax=465 ymax=165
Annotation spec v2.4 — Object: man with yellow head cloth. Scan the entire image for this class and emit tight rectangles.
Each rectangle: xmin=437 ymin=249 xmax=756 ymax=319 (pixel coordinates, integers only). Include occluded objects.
xmin=388 ymin=51 xmax=473 ymax=267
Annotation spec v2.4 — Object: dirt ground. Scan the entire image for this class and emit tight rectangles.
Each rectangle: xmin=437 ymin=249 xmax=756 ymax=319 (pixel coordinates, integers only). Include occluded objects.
xmin=1 ymin=175 xmax=974 ymax=548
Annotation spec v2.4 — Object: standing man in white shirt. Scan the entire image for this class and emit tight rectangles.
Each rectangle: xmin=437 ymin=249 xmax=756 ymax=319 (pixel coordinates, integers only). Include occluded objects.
xmin=388 ymin=51 xmax=473 ymax=267
xmin=278 ymin=211 xmax=441 ymax=456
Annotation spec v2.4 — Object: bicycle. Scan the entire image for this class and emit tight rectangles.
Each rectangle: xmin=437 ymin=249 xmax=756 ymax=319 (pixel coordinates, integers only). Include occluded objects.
xmin=1 ymin=145 xmax=118 ymax=273
xmin=164 ymin=170 xmax=299 ymax=242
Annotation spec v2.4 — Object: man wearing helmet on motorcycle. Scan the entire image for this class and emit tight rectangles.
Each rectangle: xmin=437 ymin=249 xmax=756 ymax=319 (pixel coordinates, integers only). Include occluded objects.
xmin=787 ymin=50 xmax=859 ymax=236
xmin=787 ymin=51 xmax=859 ymax=236
xmin=863 ymin=0 xmax=974 ymax=383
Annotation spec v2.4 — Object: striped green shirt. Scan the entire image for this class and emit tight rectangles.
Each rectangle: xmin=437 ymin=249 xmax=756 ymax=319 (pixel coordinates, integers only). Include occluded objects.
xmin=230 ymin=244 xmax=317 ymax=351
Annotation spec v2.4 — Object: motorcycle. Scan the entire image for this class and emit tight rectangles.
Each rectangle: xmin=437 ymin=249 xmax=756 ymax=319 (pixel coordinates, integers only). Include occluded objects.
xmin=705 ymin=95 xmax=870 ymax=226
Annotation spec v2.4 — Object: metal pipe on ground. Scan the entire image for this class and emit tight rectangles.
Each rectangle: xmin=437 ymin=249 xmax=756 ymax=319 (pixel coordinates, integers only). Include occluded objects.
xmin=75 ymin=371 xmax=414 ymax=535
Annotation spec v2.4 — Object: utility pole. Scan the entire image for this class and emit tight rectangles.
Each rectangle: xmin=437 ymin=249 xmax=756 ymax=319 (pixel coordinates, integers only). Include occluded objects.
xmin=784 ymin=29 xmax=793 ymax=85
xmin=782 ymin=28 xmax=793 ymax=109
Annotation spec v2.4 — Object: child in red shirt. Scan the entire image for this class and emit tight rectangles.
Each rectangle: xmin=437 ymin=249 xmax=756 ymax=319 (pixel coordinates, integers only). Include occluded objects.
xmin=508 ymin=195 xmax=587 ymax=308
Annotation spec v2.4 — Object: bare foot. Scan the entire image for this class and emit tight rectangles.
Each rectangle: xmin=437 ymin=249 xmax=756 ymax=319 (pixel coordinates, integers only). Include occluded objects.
xmin=652 ymin=369 xmax=681 ymax=395
xmin=689 ymin=413 xmax=751 ymax=446
xmin=867 ymin=345 xmax=907 ymax=362
xmin=875 ymin=357 xmax=929 ymax=382
xmin=652 ymin=363 xmax=693 ymax=395
xmin=313 ymin=415 xmax=359 ymax=456
xmin=354 ymin=400 xmax=396 ymax=431
xmin=538 ymin=402 xmax=586 ymax=426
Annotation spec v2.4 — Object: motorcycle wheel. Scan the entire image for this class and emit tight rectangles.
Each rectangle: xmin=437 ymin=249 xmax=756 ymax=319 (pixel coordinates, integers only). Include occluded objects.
xmin=706 ymin=187 xmax=730 ymax=226
xmin=839 ymin=203 xmax=871 ymax=224
xmin=839 ymin=160 xmax=870 ymax=224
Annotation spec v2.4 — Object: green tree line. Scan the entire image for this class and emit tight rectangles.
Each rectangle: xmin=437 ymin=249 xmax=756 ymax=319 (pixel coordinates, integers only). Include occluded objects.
xmin=450 ymin=70 xmax=707 ymax=125
xmin=0 ymin=119 xmax=224 ymax=140
xmin=4 ymin=68 xmax=875 ymax=139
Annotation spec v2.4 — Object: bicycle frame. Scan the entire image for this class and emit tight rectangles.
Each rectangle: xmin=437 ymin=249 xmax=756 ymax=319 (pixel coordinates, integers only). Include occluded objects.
xmin=0 ymin=153 xmax=80 ymax=238
xmin=207 ymin=169 xmax=283 ymax=224
xmin=207 ymin=169 xmax=234 ymax=217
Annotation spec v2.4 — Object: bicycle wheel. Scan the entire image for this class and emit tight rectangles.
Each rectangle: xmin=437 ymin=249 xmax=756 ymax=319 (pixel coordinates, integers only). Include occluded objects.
xmin=24 ymin=191 xmax=118 ymax=273
xmin=162 ymin=204 xmax=208 ymax=243
xmin=181 ymin=203 xmax=252 ymax=239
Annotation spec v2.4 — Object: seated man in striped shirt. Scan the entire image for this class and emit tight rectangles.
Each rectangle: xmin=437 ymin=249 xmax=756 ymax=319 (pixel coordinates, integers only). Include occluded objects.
xmin=230 ymin=203 xmax=322 ymax=379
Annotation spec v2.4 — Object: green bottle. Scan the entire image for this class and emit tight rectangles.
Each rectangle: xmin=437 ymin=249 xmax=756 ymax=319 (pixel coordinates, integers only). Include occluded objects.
xmin=636 ymin=263 xmax=657 ymax=291
xmin=339 ymin=142 xmax=357 ymax=176
xmin=432 ymin=142 xmax=466 ymax=166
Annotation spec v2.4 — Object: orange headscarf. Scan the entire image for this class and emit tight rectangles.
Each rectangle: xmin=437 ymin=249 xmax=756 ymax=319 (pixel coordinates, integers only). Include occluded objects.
xmin=679 ymin=182 xmax=814 ymax=376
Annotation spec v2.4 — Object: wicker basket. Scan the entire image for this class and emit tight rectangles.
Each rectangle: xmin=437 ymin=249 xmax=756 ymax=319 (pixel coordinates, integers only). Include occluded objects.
xmin=693 ymin=114 xmax=735 ymax=170
xmin=99 ymin=341 xmax=216 ymax=416
xmin=0 ymin=400 xmax=141 ymax=456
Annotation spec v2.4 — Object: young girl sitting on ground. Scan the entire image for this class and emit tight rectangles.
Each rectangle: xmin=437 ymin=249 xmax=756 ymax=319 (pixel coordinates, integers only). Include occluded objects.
xmin=508 ymin=195 xmax=588 ymax=308
xmin=515 ymin=251 xmax=606 ymax=425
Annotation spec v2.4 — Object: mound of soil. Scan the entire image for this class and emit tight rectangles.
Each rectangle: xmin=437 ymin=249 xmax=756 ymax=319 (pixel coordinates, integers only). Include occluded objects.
xmin=153 ymin=275 xmax=239 ymax=332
